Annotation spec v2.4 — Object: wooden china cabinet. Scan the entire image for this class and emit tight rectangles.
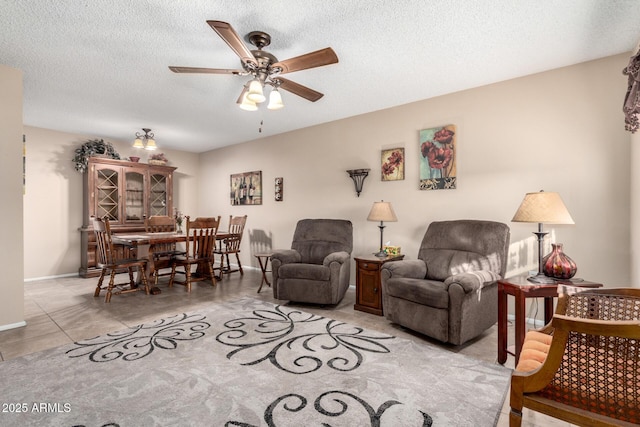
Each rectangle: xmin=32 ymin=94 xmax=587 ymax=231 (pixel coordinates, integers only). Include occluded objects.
xmin=79 ymin=157 xmax=176 ymax=277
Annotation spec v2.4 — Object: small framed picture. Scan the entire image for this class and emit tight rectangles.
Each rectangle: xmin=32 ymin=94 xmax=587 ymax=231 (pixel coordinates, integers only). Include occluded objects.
xmin=381 ymin=147 xmax=405 ymax=181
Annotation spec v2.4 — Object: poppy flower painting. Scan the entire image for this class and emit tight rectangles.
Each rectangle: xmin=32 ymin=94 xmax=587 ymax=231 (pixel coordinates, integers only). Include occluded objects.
xmin=419 ymin=125 xmax=457 ymax=190
xmin=381 ymin=148 xmax=405 ymax=181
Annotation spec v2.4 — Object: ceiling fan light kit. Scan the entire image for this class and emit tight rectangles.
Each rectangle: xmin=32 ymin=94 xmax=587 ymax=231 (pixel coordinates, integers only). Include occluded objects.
xmin=169 ymin=20 xmax=338 ymax=112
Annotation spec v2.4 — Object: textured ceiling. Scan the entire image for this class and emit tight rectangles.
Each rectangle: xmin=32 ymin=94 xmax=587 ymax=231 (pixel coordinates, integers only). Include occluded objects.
xmin=2 ymin=0 xmax=640 ymax=153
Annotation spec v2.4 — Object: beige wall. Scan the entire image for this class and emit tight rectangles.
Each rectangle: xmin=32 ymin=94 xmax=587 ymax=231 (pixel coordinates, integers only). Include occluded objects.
xmin=199 ymin=53 xmax=632 ymax=286
xmin=0 ymin=64 xmax=25 ymax=329
xmin=18 ymin=53 xmax=633 ymax=289
xmin=22 ymin=127 xmax=200 ymax=279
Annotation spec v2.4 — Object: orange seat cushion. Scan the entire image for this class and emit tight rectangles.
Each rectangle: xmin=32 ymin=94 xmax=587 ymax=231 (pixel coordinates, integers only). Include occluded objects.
xmin=515 ymin=330 xmax=552 ymax=372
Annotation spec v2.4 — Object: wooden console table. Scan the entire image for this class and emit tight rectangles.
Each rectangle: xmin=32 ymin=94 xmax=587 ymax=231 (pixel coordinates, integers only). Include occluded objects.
xmin=497 ymin=275 xmax=603 ymax=365
xmin=354 ymin=254 xmax=404 ymax=315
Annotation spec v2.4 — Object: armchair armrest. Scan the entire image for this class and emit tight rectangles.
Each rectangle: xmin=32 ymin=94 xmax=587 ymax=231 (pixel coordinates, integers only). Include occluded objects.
xmin=381 ymin=260 xmax=427 ymax=280
xmin=323 ymin=251 xmax=350 ymax=266
xmin=444 ymin=270 xmax=501 ymax=293
xmin=271 ymin=249 xmax=301 ymax=265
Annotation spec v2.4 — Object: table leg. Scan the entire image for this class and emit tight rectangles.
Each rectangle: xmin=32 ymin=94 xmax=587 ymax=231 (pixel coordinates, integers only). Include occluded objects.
xmin=514 ymin=289 xmax=527 ymax=365
xmin=256 ymin=256 xmax=271 ymax=293
xmin=544 ymin=297 xmax=554 ymax=324
xmin=132 ymin=244 xmax=154 ymax=285
xmin=498 ymin=284 xmax=508 ymax=364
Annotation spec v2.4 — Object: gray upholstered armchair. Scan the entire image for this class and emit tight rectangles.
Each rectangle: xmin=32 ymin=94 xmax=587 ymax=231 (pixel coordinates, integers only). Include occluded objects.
xmin=381 ymin=220 xmax=510 ymax=345
xmin=271 ymin=219 xmax=353 ymax=305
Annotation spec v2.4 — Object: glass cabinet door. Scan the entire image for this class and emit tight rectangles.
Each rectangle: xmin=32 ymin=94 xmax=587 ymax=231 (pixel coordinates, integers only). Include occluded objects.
xmin=149 ymin=173 xmax=168 ymax=216
xmin=96 ymin=167 xmax=119 ymax=221
xmin=125 ymin=170 xmax=145 ymax=222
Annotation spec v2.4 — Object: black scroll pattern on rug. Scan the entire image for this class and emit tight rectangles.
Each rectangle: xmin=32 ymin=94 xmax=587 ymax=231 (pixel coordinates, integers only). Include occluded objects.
xmin=72 ymin=424 xmax=120 ymax=427
xmin=225 ymin=390 xmax=433 ymax=427
xmin=65 ymin=313 xmax=210 ymax=362
xmin=216 ymin=305 xmax=395 ymax=374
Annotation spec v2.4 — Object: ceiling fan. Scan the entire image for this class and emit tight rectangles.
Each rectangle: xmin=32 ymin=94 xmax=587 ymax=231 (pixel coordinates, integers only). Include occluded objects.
xmin=169 ymin=20 xmax=339 ymax=111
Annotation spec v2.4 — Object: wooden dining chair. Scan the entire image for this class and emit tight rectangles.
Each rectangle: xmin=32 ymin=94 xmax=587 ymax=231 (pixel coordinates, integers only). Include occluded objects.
xmin=169 ymin=216 xmax=221 ymax=292
xmin=92 ymin=216 xmax=150 ymax=303
xmin=214 ymin=215 xmax=247 ymax=278
xmin=144 ymin=215 xmax=184 ymax=285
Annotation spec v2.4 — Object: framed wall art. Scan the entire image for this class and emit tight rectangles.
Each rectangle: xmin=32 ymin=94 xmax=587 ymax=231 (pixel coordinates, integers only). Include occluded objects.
xmin=419 ymin=124 xmax=457 ymax=190
xmin=230 ymin=170 xmax=262 ymax=205
xmin=381 ymin=147 xmax=404 ymax=181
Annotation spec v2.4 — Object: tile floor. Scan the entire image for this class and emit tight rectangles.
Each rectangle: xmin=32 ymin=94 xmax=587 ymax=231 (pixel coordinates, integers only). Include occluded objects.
xmin=0 ymin=269 xmax=574 ymax=426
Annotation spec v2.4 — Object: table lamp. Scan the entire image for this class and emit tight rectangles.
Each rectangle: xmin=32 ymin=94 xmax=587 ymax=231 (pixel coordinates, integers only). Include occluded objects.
xmin=512 ymin=190 xmax=574 ymax=283
xmin=367 ymin=200 xmax=398 ymax=257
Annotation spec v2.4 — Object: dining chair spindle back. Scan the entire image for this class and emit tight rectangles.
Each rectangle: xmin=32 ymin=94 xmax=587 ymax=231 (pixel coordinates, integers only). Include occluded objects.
xmin=215 ymin=215 xmax=248 ymax=278
xmin=169 ymin=216 xmax=221 ymax=292
xmin=92 ymin=216 xmax=149 ymax=302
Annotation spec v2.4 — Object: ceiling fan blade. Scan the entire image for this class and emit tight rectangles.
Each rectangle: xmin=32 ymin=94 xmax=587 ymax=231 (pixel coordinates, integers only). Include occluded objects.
xmin=207 ymin=20 xmax=256 ymax=65
xmin=272 ymin=47 xmax=338 ymax=74
xmin=169 ymin=66 xmax=243 ymax=75
xmin=276 ymin=77 xmax=324 ymax=102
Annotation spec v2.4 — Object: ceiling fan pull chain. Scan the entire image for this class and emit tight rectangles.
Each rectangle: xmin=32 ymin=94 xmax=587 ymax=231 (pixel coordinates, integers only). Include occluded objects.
xmin=259 ymin=119 xmax=264 ymax=133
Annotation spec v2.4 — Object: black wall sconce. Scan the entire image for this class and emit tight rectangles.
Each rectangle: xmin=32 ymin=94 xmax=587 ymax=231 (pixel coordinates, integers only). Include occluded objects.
xmin=346 ymin=168 xmax=370 ymax=197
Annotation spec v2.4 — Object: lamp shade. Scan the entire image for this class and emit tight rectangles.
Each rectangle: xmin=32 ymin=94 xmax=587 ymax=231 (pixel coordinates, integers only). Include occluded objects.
xmin=367 ymin=201 xmax=398 ymax=222
xmin=144 ymin=138 xmax=157 ymax=151
xmin=132 ymin=138 xmax=144 ymax=149
xmin=239 ymin=92 xmax=258 ymax=111
xmin=247 ymin=79 xmax=265 ymax=103
xmin=512 ymin=191 xmax=574 ymax=224
xmin=267 ymin=89 xmax=284 ymax=110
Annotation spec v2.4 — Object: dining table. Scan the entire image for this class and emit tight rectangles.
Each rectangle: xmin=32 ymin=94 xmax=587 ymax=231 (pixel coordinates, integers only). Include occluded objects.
xmin=112 ymin=231 xmax=230 ymax=284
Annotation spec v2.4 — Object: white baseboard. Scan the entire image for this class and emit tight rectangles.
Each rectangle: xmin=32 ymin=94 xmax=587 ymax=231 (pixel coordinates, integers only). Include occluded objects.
xmin=24 ymin=272 xmax=79 ymax=283
xmin=507 ymin=314 xmax=545 ymax=328
xmin=0 ymin=320 xmax=27 ymax=332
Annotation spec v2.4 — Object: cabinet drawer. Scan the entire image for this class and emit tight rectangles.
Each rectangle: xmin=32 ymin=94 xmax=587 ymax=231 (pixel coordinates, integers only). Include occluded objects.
xmin=358 ymin=261 xmax=380 ymax=271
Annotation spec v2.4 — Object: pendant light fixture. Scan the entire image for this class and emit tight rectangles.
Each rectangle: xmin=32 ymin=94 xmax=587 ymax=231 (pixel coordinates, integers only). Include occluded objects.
xmin=133 ymin=128 xmax=157 ymax=151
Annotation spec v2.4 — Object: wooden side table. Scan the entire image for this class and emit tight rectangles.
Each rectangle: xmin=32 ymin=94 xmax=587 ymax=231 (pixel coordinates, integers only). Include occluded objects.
xmin=354 ymin=254 xmax=405 ymax=316
xmin=497 ymin=275 xmax=603 ymax=365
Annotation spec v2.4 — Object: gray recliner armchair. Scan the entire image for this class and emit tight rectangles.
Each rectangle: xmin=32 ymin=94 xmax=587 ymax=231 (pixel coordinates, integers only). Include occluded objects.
xmin=271 ymin=219 xmax=353 ymax=305
xmin=381 ymin=220 xmax=510 ymax=345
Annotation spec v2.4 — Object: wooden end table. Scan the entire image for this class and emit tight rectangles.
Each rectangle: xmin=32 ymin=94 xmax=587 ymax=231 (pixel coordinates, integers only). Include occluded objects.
xmin=354 ymin=254 xmax=405 ymax=316
xmin=254 ymin=253 xmax=272 ymax=293
xmin=497 ymin=275 xmax=603 ymax=365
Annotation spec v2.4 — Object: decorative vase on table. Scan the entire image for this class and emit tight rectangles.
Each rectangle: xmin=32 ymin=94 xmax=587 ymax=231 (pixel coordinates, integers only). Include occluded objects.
xmin=542 ymin=243 xmax=577 ymax=279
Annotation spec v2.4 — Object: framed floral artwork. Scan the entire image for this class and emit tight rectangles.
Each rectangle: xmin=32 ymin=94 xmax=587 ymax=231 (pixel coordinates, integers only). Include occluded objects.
xmin=381 ymin=148 xmax=405 ymax=181
xmin=230 ymin=170 xmax=262 ymax=205
xmin=419 ymin=124 xmax=457 ymax=190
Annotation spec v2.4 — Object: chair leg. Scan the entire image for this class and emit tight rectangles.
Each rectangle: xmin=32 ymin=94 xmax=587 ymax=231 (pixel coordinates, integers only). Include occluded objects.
xmin=218 ymin=254 xmax=226 ymax=278
xmin=235 ymin=253 xmax=243 ymax=275
xmin=207 ymin=262 xmax=217 ymax=287
xmin=127 ymin=267 xmax=136 ymax=289
xmin=509 ymin=409 xmax=523 ymax=427
xmin=105 ymin=270 xmax=117 ymax=303
xmin=185 ymin=266 xmax=192 ymax=293
xmin=169 ymin=264 xmax=177 ymax=288
xmin=94 ymin=268 xmax=106 ymax=297
xmin=140 ymin=264 xmax=150 ymax=295
xmin=225 ymin=254 xmax=231 ymax=274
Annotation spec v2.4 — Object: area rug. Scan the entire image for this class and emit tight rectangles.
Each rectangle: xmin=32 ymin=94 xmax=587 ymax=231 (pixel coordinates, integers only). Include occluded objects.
xmin=0 ymin=297 xmax=510 ymax=426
